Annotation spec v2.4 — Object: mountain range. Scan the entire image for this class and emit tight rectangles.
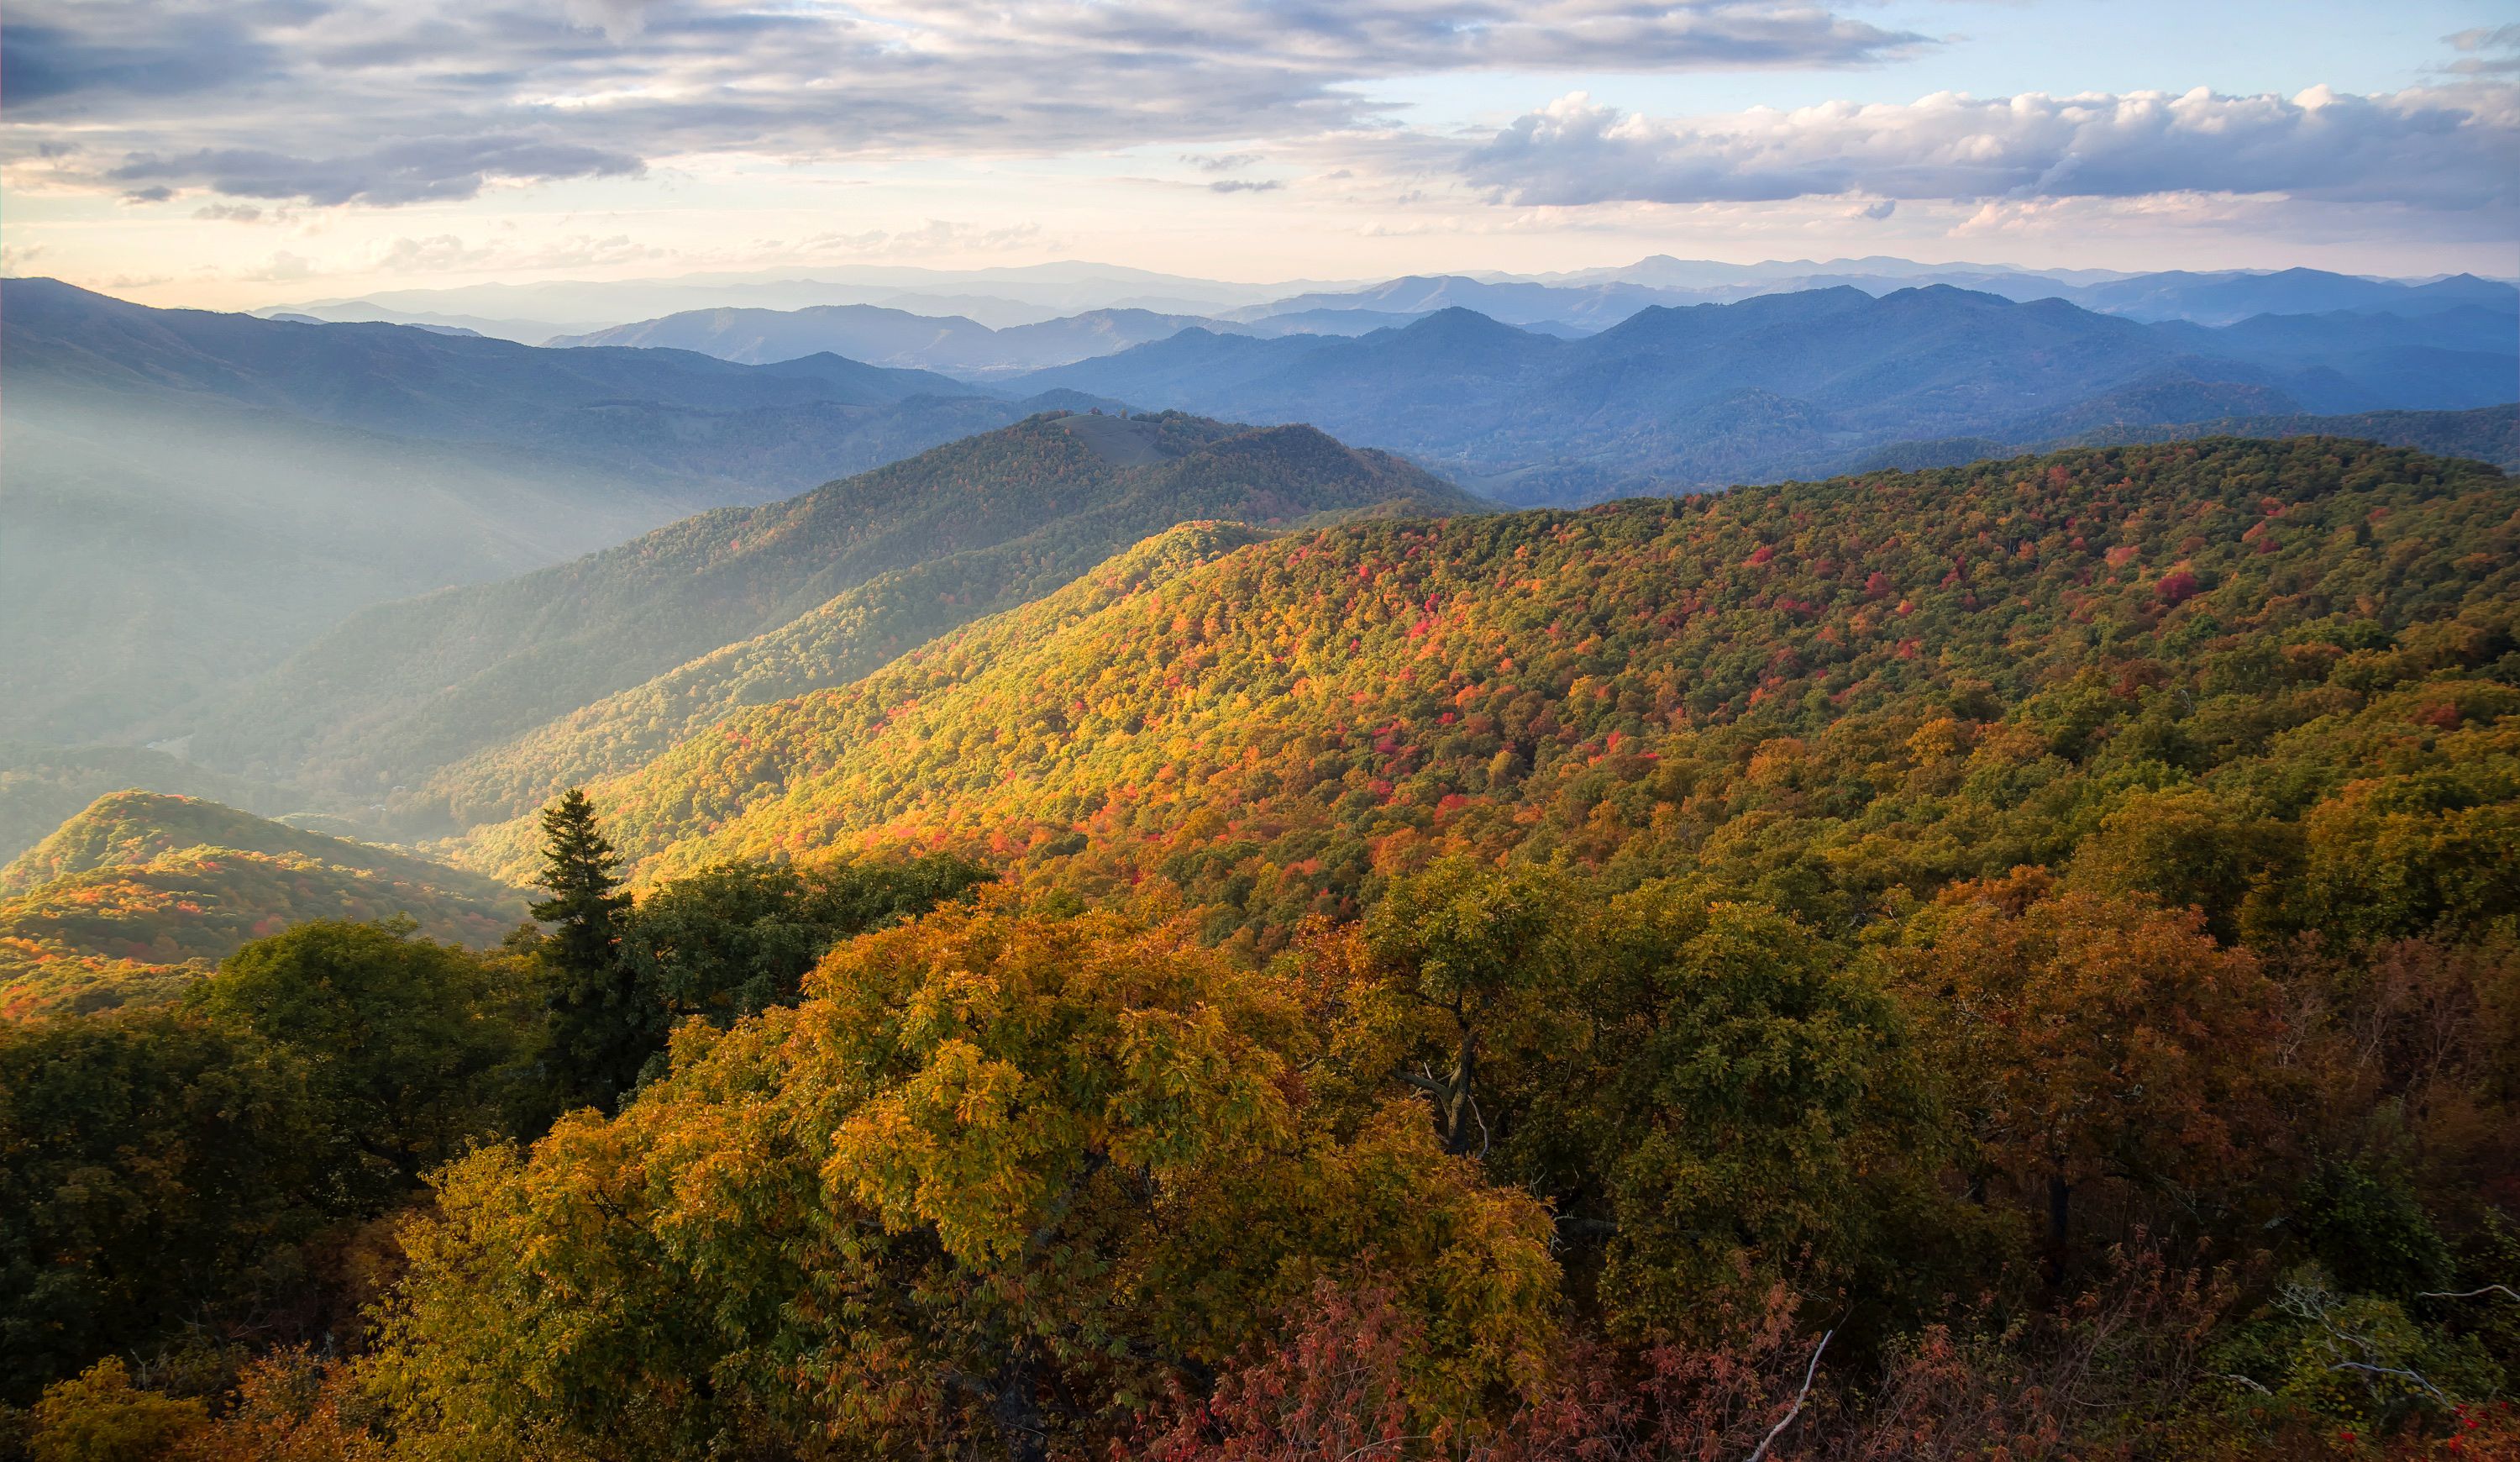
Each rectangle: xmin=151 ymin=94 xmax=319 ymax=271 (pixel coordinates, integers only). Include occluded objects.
xmin=273 ymin=256 xmax=2518 ymax=348
xmin=7 ymin=272 xmax=2511 ymax=779
xmin=1011 ymin=286 xmax=2517 ymax=497
xmin=0 ymin=279 xmax=1109 ymax=744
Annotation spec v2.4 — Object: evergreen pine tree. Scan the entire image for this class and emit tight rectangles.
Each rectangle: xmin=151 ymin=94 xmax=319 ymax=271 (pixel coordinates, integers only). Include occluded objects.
xmin=529 ymin=788 xmax=644 ymax=1112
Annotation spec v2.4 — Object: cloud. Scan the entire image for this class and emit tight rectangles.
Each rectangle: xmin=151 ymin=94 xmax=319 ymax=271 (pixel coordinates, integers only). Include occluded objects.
xmin=194 ymin=202 xmax=264 ymax=221
xmin=564 ymin=0 xmax=656 ymax=42
xmin=786 ymin=220 xmax=1045 ymax=260
xmin=1210 ymin=178 xmax=1284 ymax=193
xmin=1851 ymin=197 xmax=1894 ymax=219
xmin=370 ymin=234 xmax=494 ymax=271
xmin=1183 ymin=151 xmax=1261 ymax=173
xmin=121 ymin=186 xmax=175 ymax=204
xmin=1 ymin=0 xmax=1927 ymax=207
xmin=242 ymin=250 xmax=316 ymax=282
xmin=1459 ymin=83 xmax=2520 ymax=213
xmin=108 ymin=138 xmax=644 ymax=207
xmin=2444 ymin=24 xmax=2520 ymax=76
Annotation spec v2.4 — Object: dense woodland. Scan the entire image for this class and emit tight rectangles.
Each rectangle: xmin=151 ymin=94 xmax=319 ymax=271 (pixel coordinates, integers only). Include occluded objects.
xmin=2 ymin=434 xmax=2515 ymax=1459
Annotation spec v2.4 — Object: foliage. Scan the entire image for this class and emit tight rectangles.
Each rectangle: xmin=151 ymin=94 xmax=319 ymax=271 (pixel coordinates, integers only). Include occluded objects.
xmin=0 ymin=745 xmax=296 ymax=866
xmin=0 ymin=1009 xmax=333 ymax=1401
xmin=8 ymin=434 xmax=2518 ymax=1459
xmin=0 ymin=923 xmax=531 ymax=1402
xmin=24 ymin=1359 xmax=206 ymax=1462
xmin=617 ymin=849 xmax=995 ymax=1030
xmin=370 ymin=894 xmax=1560 ymax=1461
xmin=201 ymin=919 xmax=538 ymax=1196
xmin=450 ymin=438 xmax=2512 ymax=958
xmin=1886 ymin=870 xmax=2289 ymax=1268
xmin=529 ymin=789 xmax=640 ymax=1112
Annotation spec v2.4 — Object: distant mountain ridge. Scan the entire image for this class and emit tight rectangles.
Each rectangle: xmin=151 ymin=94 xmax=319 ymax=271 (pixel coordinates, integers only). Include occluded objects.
xmin=551 ymin=303 xmax=1243 ymax=376
xmin=269 ymin=255 xmax=2517 ymax=345
xmin=1008 ymin=286 xmax=2517 ymax=502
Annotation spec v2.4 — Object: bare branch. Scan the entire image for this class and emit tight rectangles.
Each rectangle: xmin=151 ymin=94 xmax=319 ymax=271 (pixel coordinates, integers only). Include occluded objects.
xmin=1746 ymin=1329 xmax=1832 ymax=1462
xmin=2328 ymin=1360 xmax=2450 ymax=1403
xmin=2418 ymin=1284 xmax=2519 ymax=1303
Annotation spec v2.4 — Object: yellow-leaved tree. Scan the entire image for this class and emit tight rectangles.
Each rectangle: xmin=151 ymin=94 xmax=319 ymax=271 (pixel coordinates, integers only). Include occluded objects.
xmin=370 ymin=891 xmax=1561 ymax=1461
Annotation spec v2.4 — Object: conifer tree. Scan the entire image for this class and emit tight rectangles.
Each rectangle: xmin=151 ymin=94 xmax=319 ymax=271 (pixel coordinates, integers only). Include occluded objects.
xmin=529 ymin=788 xmax=643 ymax=1112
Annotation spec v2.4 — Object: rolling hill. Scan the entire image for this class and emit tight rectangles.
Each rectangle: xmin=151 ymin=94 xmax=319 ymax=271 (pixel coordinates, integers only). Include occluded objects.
xmin=0 ymin=791 xmax=525 ymax=1019
xmin=443 ymin=438 xmax=2518 ymax=953
xmin=181 ymin=412 xmax=1483 ymax=808
xmin=0 ymin=743 xmax=310 ymax=866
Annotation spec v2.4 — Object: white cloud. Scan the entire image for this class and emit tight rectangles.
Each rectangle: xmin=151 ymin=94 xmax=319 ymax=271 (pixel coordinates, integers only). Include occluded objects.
xmin=1459 ymin=82 xmax=2520 ymax=213
xmin=1 ymin=0 xmax=1925 ymax=207
xmin=242 ymin=250 xmax=316 ymax=281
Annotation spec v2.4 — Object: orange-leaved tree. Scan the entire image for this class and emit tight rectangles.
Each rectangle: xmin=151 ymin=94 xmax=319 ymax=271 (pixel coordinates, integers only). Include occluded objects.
xmin=1887 ymin=869 xmax=2289 ymax=1275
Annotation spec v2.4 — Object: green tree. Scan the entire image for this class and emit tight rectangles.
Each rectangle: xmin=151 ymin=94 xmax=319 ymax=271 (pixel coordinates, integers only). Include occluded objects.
xmin=529 ymin=788 xmax=641 ymax=1112
xmin=1358 ymin=857 xmax=1578 ymax=1157
xmin=618 ymin=852 xmax=993 ymax=1033
xmin=199 ymin=918 xmax=534 ymax=1197
xmin=0 ymin=1011 xmax=331 ymax=1402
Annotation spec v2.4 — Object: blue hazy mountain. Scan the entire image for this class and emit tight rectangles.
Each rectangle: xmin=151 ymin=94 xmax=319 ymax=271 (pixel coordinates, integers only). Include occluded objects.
xmin=1011 ymin=285 xmax=2517 ymax=501
xmin=2053 ymin=268 xmax=2518 ymax=324
xmin=550 ymin=303 xmax=1241 ymax=376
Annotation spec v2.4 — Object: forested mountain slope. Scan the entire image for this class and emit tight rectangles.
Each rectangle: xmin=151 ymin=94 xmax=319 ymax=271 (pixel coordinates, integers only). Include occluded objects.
xmin=453 ymin=438 xmax=2517 ymax=949
xmin=1013 ymin=287 xmax=2517 ymax=500
xmin=186 ymin=413 xmax=1481 ymax=804
xmin=1840 ymin=402 xmax=2520 ymax=480
xmin=0 ymin=792 xmax=523 ymax=1018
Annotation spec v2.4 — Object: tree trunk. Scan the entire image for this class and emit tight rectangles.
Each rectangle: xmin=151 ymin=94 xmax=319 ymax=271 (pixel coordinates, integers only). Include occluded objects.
xmin=990 ymin=1354 xmax=1047 ymax=1462
xmin=2045 ymin=1172 xmax=2072 ymax=1282
xmin=1442 ymin=1025 xmax=1478 ymax=1154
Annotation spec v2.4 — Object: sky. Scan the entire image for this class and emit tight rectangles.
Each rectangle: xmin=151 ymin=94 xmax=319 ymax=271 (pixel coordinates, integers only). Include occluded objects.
xmin=3 ymin=0 xmax=2516 ymax=309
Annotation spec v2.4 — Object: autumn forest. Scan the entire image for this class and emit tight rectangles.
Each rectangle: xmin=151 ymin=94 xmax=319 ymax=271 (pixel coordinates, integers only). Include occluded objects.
xmin=2 ymin=421 xmax=2514 ymax=1460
